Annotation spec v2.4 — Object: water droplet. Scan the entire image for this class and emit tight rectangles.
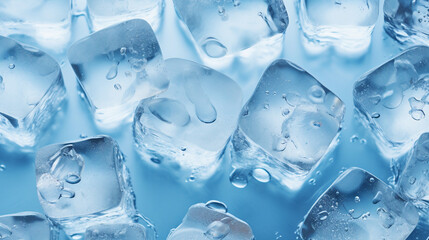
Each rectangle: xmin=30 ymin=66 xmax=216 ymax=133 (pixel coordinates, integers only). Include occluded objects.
xmin=217 ymin=5 xmax=225 ymax=15
xmin=272 ymin=136 xmax=287 ymax=152
xmin=348 ymin=209 xmax=355 ymax=214
xmin=308 ymin=85 xmax=326 ymax=103
xmin=318 ymin=211 xmax=328 ymax=221
xmin=312 ymin=121 xmax=321 ymax=128
xmin=251 ymin=168 xmax=271 ymax=183
xmin=408 ymin=176 xmax=416 ymax=185
xmin=265 ymin=90 xmax=270 ymax=95
xmin=114 ymin=83 xmax=122 ymax=90
xmin=184 ymin=77 xmax=217 ymax=124
xmin=309 ymin=178 xmax=316 ymax=185
xmin=8 ymin=63 xmax=15 ymax=69
xmin=409 ymin=97 xmax=424 ymax=110
xmin=355 ymin=196 xmax=361 ymax=203
xmin=0 ymin=164 xmax=5 ymax=172
xmin=361 ymin=212 xmax=370 ymax=220
xmin=377 ymin=208 xmax=395 ymax=229
xmin=187 ymin=175 xmax=195 ymax=182
xmin=180 ymin=147 xmax=187 ymax=151
xmin=120 ymin=47 xmax=127 ymax=55
xmin=60 ymin=188 xmax=76 ymax=199
xmin=409 ymin=109 xmax=425 ymax=121
xmin=130 ymin=58 xmax=147 ymax=72
xmin=371 ymin=112 xmax=380 ymax=118
xmin=372 ymin=191 xmax=382 ymax=204
xmin=285 ymin=92 xmax=301 ymax=106
xmin=369 ymin=177 xmax=375 ymax=183
xmin=233 ymin=0 xmax=240 ymax=7
xmin=149 ymin=98 xmax=191 ymax=127
xmin=282 ymin=109 xmax=290 ymax=116
xmin=106 ymin=64 xmax=118 ymax=80
xmin=150 ymin=158 xmax=161 ymax=164
xmin=71 ymin=234 xmax=83 ymax=240
xmin=201 ymin=37 xmax=227 ymax=58
xmin=204 ymin=218 xmax=231 ymax=240
xmin=350 ymin=135 xmax=359 ymax=143
xmin=369 ymin=95 xmax=381 ymax=105
xmin=65 ymin=174 xmax=81 ymax=184
xmin=264 ymin=103 xmax=270 ymax=109
xmin=205 ymin=200 xmax=228 ymax=213
xmin=79 ymin=133 xmax=87 ymax=139
xmin=360 ymin=138 xmax=367 ymax=144
xmin=382 ymin=87 xmax=403 ymax=109
xmin=229 ymin=169 xmax=248 ymax=188
xmin=242 ymin=107 xmax=249 ymax=117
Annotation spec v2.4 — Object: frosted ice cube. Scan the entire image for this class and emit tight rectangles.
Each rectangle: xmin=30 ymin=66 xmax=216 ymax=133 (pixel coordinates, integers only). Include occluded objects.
xmin=300 ymin=168 xmax=419 ymax=240
xmin=353 ymin=46 xmax=429 ymax=157
xmin=35 ymin=136 xmax=137 ymax=237
xmin=230 ymin=59 xmax=345 ymax=190
xmin=133 ymin=58 xmax=242 ymax=183
xmin=384 ymin=0 xmax=429 ymax=46
xmin=85 ymin=223 xmax=146 ymax=239
xmin=87 ymin=0 xmax=164 ymax=31
xmin=167 ymin=201 xmax=254 ymax=240
xmin=172 ymin=0 xmax=288 ymax=66
xmin=0 ymin=212 xmax=55 ymax=239
xmin=0 ymin=36 xmax=66 ymax=148
xmin=0 ymin=0 xmax=71 ymax=52
xmin=298 ymin=0 xmax=379 ymax=51
xmin=68 ymin=19 xmax=168 ymax=129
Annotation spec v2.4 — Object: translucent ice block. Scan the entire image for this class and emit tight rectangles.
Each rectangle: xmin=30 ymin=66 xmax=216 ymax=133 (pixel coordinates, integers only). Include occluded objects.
xmin=133 ymin=58 xmax=242 ymax=183
xmin=68 ymin=19 xmax=169 ymax=129
xmin=85 ymin=223 xmax=147 ymax=239
xmin=35 ymin=136 xmax=139 ymax=237
xmin=0 ymin=212 xmax=56 ymax=240
xmin=0 ymin=36 xmax=66 ymax=148
xmin=300 ymin=168 xmax=419 ymax=240
xmin=167 ymin=201 xmax=254 ymax=240
xmin=230 ymin=59 xmax=345 ymax=190
xmin=354 ymin=46 xmax=429 ymax=157
xmin=384 ymin=0 xmax=429 ymax=46
xmin=87 ymin=0 xmax=164 ymax=31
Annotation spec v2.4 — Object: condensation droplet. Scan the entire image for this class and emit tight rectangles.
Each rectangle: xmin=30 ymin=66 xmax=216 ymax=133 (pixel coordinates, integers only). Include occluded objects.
xmin=205 ymin=200 xmax=228 ymax=213
xmin=371 ymin=112 xmax=380 ymax=118
xmin=355 ymin=196 xmax=361 ymax=203
xmin=372 ymin=191 xmax=382 ymax=204
xmin=408 ymin=176 xmax=416 ymax=185
xmin=318 ymin=211 xmax=328 ymax=221
xmin=106 ymin=64 xmax=118 ymax=80
xmin=8 ymin=63 xmax=15 ymax=69
xmin=114 ymin=83 xmax=122 ymax=90
xmin=229 ymin=169 xmax=248 ymax=188
xmin=201 ymin=37 xmax=227 ymax=58
xmin=251 ymin=168 xmax=271 ymax=183
xmin=409 ymin=109 xmax=425 ymax=121
xmin=309 ymin=178 xmax=316 ymax=185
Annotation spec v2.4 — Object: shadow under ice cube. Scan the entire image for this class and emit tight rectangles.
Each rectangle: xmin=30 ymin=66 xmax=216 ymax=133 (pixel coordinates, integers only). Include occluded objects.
xmin=354 ymin=46 xmax=429 ymax=157
xmin=230 ymin=59 xmax=345 ymax=190
xmin=133 ymin=58 xmax=242 ymax=183
xmin=0 ymin=36 xmax=66 ymax=148
xmin=68 ymin=19 xmax=169 ymax=129
xmin=300 ymin=168 xmax=419 ymax=240
xmin=0 ymin=212 xmax=55 ymax=239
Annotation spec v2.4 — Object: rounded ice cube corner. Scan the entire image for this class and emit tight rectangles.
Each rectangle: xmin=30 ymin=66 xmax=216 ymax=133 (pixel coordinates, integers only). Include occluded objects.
xmin=0 ymin=36 xmax=67 ymax=149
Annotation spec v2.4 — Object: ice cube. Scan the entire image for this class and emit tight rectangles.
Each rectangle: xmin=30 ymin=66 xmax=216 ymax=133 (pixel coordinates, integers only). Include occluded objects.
xmin=230 ymin=59 xmax=345 ymax=190
xmin=35 ymin=136 xmax=138 ymax=237
xmin=0 ymin=36 xmax=66 ymax=148
xmin=300 ymin=168 xmax=419 ymax=240
xmin=396 ymin=133 xmax=429 ymax=207
xmin=68 ymin=19 xmax=169 ymax=129
xmin=298 ymin=0 xmax=379 ymax=52
xmin=384 ymin=0 xmax=429 ymax=46
xmin=167 ymin=201 xmax=254 ymax=240
xmin=85 ymin=223 xmax=146 ymax=239
xmin=172 ymin=0 xmax=288 ymax=66
xmin=353 ymin=46 xmax=429 ymax=157
xmin=87 ymin=0 xmax=164 ymax=31
xmin=0 ymin=0 xmax=71 ymax=52
xmin=133 ymin=58 xmax=242 ymax=183
xmin=0 ymin=212 xmax=55 ymax=239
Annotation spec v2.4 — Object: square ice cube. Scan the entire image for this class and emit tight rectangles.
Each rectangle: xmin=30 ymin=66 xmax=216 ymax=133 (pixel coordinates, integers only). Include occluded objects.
xmin=167 ymin=201 xmax=254 ymax=240
xmin=0 ymin=36 xmax=66 ymax=148
xmin=172 ymin=0 xmax=288 ymax=65
xmin=230 ymin=59 xmax=345 ymax=190
xmin=0 ymin=0 xmax=71 ymax=52
xmin=353 ymin=46 xmax=429 ymax=157
xmin=298 ymin=0 xmax=379 ymax=51
xmin=300 ymin=168 xmax=419 ymax=240
xmin=397 ymin=132 xmax=429 ymax=207
xmin=68 ymin=19 xmax=169 ymax=129
xmin=85 ymin=223 xmax=146 ymax=239
xmin=87 ymin=0 xmax=164 ymax=31
xmin=35 ymin=136 xmax=137 ymax=237
xmin=0 ymin=212 xmax=55 ymax=239
xmin=133 ymin=58 xmax=242 ymax=183
xmin=384 ymin=0 xmax=429 ymax=46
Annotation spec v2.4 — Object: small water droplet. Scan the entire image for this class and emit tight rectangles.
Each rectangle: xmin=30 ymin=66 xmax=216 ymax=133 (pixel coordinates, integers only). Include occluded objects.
xmin=360 ymin=138 xmax=367 ymax=144
xmin=273 ymin=136 xmax=287 ymax=152
xmin=229 ymin=169 xmax=248 ymax=188
xmin=361 ymin=212 xmax=370 ymax=220
xmin=106 ymin=64 xmax=118 ymax=80
xmin=205 ymin=200 xmax=228 ymax=213
xmin=0 ymin=164 xmax=5 ymax=172
xmin=409 ymin=109 xmax=425 ymax=121
xmin=150 ymin=158 xmax=161 ymax=164
xmin=8 ymin=63 xmax=15 ymax=69
xmin=282 ymin=109 xmax=290 ymax=116
xmin=355 ymin=196 xmax=361 ymax=203
xmin=369 ymin=177 xmax=375 ymax=183
xmin=308 ymin=85 xmax=326 ymax=103
xmin=180 ymin=147 xmax=187 ymax=151
xmin=114 ymin=83 xmax=122 ymax=90
xmin=65 ymin=174 xmax=81 ymax=184
xmin=251 ymin=168 xmax=271 ymax=183
xmin=264 ymin=103 xmax=270 ymax=109
xmin=120 ymin=47 xmax=127 ymax=55
xmin=309 ymin=178 xmax=316 ymax=185
xmin=350 ymin=135 xmax=359 ymax=143
xmin=187 ymin=175 xmax=195 ymax=182
xmin=202 ymin=37 xmax=227 ymax=58
xmin=349 ymin=209 xmax=355 ymax=214
xmin=312 ymin=121 xmax=322 ymax=128
xmin=79 ymin=134 xmax=87 ymax=139
xmin=233 ymin=0 xmax=240 ymax=7
xmin=372 ymin=191 xmax=382 ymax=204
xmin=371 ymin=112 xmax=380 ymax=118
xmin=318 ymin=211 xmax=329 ymax=221
xmin=408 ymin=176 xmax=416 ymax=185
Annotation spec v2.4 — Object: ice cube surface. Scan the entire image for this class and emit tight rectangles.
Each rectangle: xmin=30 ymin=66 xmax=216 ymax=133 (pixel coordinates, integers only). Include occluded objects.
xmin=0 ymin=212 xmax=54 ymax=240
xmin=167 ymin=201 xmax=254 ymax=240
xmin=0 ymin=36 xmax=66 ymax=148
xmin=133 ymin=58 xmax=242 ymax=182
xmin=87 ymin=0 xmax=164 ymax=31
xmin=384 ymin=0 xmax=429 ymax=45
xmin=230 ymin=59 xmax=345 ymax=190
xmin=85 ymin=223 xmax=146 ymax=240
xmin=68 ymin=19 xmax=168 ymax=129
xmin=300 ymin=168 xmax=419 ymax=240
xmin=35 ymin=136 xmax=136 ymax=236
xmin=354 ymin=46 xmax=429 ymax=157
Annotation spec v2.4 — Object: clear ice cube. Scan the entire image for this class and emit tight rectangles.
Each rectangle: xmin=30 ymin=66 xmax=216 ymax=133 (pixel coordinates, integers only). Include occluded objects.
xmin=133 ymin=58 xmax=242 ymax=183
xmin=384 ymin=0 xmax=429 ymax=46
xmin=300 ymin=168 xmax=419 ymax=240
xmin=85 ymin=223 xmax=147 ymax=239
xmin=0 ymin=36 xmax=66 ymax=148
xmin=298 ymin=0 xmax=379 ymax=51
xmin=167 ymin=201 xmax=254 ymax=240
xmin=87 ymin=0 xmax=164 ymax=31
xmin=353 ymin=46 xmax=429 ymax=157
xmin=0 ymin=0 xmax=71 ymax=52
xmin=172 ymin=0 xmax=288 ymax=65
xmin=68 ymin=19 xmax=169 ymax=129
xmin=35 ymin=136 xmax=137 ymax=237
xmin=0 ymin=212 xmax=55 ymax=239
xmin=230 ymin=59 xmax=345 ymax=190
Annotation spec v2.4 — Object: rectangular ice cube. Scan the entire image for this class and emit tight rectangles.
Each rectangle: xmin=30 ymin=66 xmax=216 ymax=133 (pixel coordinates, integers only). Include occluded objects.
xmin=230 ymin=59 xmax=345 ymax=190
xmin=172 ymin=0 xmax=288 ymax=67
xmin=300 ymin=168 xmax=419 ymax=240
xmin=353 ymin=46 xmax=429 ymax=157
xmin=0 ymin=0 xmax=71 ymax=52
xmin=87 ymin=0 xmax=164 ymax=31
xmin=167 ymin=201 xmax=254 ymax=240
xmin=0 ymin=36 xmax=66 ymax=148
xmin=35 ymin=136 xmax=137 ymax=237
xmin=0 ymin=212 xmax=55 ymax=239
xmin=85 ymin=223 xmax=146 ymax=240
xmin=133 ymin=58 xmax=242 ymax=183
xmin=384 ymin=0 xmax=429 ymax=45
xmin=68 ymin=19 xmax=169 ymax=129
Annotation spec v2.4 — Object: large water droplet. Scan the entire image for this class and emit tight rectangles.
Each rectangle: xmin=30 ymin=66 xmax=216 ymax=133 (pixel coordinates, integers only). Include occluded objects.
xmin=229 ymin=169 xmax=248 ymax=188
xmin=185 ymin=77 xmax=217 ymax=123
xmin=106 ymin=64 xmax=118 ymax=80
xmin=50 ymin=145 xmax=84 ymax=184
xmin=201 ymin=38 xmax=227 ymax=58
xmin=149 ymin=98 xmax=191 ymax=127
xmin=37 ymin=173 xmax=64 ymax=203
xmin=204 ymin=218 xmax=231 ymax=240
xmin=251 ymin=168 xmax=271 ymax=183
xmin=205 ymin=200 xmax=228 ymax=213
